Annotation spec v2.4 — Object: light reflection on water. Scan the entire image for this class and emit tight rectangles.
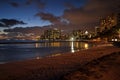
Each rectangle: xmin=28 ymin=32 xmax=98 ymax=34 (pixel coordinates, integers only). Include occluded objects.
xmin=0 ymin=41 xmax=93 ymax=63
xmin=84 ymin=43 xmax=89 ymax=49
xmin=71 ymin=41 xmax=75 ymax=53
xmin=70 ymin=41 xmax=89 ymax=53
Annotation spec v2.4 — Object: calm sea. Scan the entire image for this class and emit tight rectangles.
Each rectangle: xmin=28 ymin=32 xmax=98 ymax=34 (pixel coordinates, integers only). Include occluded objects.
xmin=0 ymin=41 xmax=94 ymax=64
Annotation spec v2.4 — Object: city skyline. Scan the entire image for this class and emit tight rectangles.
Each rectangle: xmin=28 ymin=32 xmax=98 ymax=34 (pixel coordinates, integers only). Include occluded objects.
xmin=0 ymin=0 xmax=120 ymax=35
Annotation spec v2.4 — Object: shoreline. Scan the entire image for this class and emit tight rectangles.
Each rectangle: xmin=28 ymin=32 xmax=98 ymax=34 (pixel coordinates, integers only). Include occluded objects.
xmin=0 ymin=45 xmax=120 ymax=80
xmin=0 ymin=40 xmax=109 ymax=44
xmin=0 ymin=40 xmax=90 ymax=44
xmin=0 ymin=43 xmax=113 ymax=64
xmin=0 ymin=41 xmax=112 ymax=64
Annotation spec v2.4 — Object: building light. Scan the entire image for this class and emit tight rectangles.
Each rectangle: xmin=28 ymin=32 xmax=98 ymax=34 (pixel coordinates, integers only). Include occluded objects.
xmin=112 ymin=39 xmax=114 ymax=41
xmin=70 ymin=37 xmax=74 ymax=41
xmin=115 ymin=39 xmax=118 ymax=41
xmin=85 ymin=31 xmax=88 ymax=35
xmin=84 ymin=43 xmax=88 ymax=49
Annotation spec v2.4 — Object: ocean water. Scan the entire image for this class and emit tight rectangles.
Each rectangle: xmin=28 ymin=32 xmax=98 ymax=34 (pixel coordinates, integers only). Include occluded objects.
xmin=0 ymin=41 xmax=94 ymax=64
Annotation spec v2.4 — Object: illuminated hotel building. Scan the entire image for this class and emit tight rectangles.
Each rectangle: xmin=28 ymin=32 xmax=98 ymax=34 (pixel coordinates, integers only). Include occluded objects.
xmin=99 ymin=13 xmax=117 ymax=32
xmin=98 ymin=12 xmax=120 ymax=41
xmin=41 ymin=28 xmax=61 ymax=40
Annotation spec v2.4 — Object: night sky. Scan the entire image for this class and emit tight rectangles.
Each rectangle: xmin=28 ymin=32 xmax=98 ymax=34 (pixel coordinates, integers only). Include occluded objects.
xmin=0 ymin=0 xmax=120 ymax=34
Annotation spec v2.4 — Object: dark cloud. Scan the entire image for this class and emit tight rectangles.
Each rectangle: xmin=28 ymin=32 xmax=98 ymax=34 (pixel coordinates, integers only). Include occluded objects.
xmin=84 ymin=0 xmax=120 ymax=14
xmin=10 ymin=2 xmax=19 ymax=8
xmin=35 ymin=12 xmax=62 ymax=25
xmin=0 ymin=19 xmax=26 ymax=27
xmin=64 ymin=2 xmax=75 ymax=9
xmin=34 ymin=0 xmax=120 ymax=31
xmin=2 ymin=0 xmax=120 ymax=32
xmin=36 ymin=0 xmax=45 ymax=9
xmin=26 ymin=0 xmax=33 ymax=5
xmin=62 ymin=0 xmax=120 ymax=30
xmin=26 ymin=0 xmax=45 ymax=9
xmin=63 ymin=8 xmax=94 ymax=25
xmin=0 ymin=22 xmax=5 ymax=27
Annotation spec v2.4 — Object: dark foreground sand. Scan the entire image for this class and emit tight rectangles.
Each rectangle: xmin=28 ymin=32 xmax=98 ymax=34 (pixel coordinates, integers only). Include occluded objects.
xmin=63 ymin=51 xmax=120 ymax=80
xmin=0 ymin=45 xmax=120 ymax=80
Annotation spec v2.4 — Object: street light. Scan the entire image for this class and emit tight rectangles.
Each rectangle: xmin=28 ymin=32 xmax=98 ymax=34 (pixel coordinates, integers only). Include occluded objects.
xmin=70 ymin=37 xmax=74 ymax=41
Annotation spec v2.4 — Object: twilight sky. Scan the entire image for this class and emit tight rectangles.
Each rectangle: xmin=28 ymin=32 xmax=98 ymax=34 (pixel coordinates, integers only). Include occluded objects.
xmin=0 ymin=0 xmax=120 ymax=34
xmin=0 ymin=0 xmax=86 ymax=26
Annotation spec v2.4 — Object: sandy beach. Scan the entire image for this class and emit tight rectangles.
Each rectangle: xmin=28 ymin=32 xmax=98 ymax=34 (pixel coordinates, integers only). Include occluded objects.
xmin=63 ymin=49 xmax=120 ymax=80
xmin=0 ymin=45 xmax=120 ymax=80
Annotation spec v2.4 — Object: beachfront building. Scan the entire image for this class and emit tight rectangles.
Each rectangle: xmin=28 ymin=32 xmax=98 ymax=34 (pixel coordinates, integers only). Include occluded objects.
xmin=99 ymin=14 xmax=117 ymax=32
xmin=98 ymin=12 xmax=120 ymax=41
xmin=99 ymin=12 xmax=120 ymax=32
xmin=41 ymin=28 xmax=61 ymax=40
xmin=71 ymin=30 xmax=94 ymax=40
xmin=72 ymin=30 xmax=83 ymax=40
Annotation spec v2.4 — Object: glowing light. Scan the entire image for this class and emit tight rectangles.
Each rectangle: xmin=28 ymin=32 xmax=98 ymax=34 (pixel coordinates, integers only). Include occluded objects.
xmin=71 ymin=41 xmax=75 ymax=53
xmin=84 ymin=43 xmax=88 ymax=49
xmin=115 ymin=39 xmax=118 ymax=41
xmin=36 ymin=56 xmax=40 ymax=59
xmin=85 ymin=31 xmax=88 ymax=35
xmin=112 ymin=39 xmax=114 ymax=41
xmin=70 ymin=37 xmax=74 ymax=41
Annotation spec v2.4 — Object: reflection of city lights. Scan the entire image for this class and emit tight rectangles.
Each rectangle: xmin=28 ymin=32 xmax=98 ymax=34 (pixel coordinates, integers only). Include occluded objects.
xmin=51 ymin=42 xmax=60 ymax=47
xmin=35 ymin=43 xmax=39 ymax=48
xmin=71 ymin=41 xmax=75 ymax=53
xmin=51 ymin=53 xmax=61 ymax=57
xmin=36 ymin=56 xmax=40 ymax=59
xmin=76 ymin=42 xmax=79 ymax=48
xmin=84 ymin=43 xmax=88 ymax=49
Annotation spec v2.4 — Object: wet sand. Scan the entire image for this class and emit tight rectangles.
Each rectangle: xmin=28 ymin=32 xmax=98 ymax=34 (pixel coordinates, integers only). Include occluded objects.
xmin=0 ymin=45 xmax=120 ymax=80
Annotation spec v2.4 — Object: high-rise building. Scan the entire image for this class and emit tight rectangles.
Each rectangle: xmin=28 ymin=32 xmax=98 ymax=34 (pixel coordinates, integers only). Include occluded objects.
xmin=99 ymin=14 xmax=117 ymax=32
xmin=99 ymin=12 xmax=120 ymax=41
xmin=41 ymin=28 xmax=61 ymax=40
